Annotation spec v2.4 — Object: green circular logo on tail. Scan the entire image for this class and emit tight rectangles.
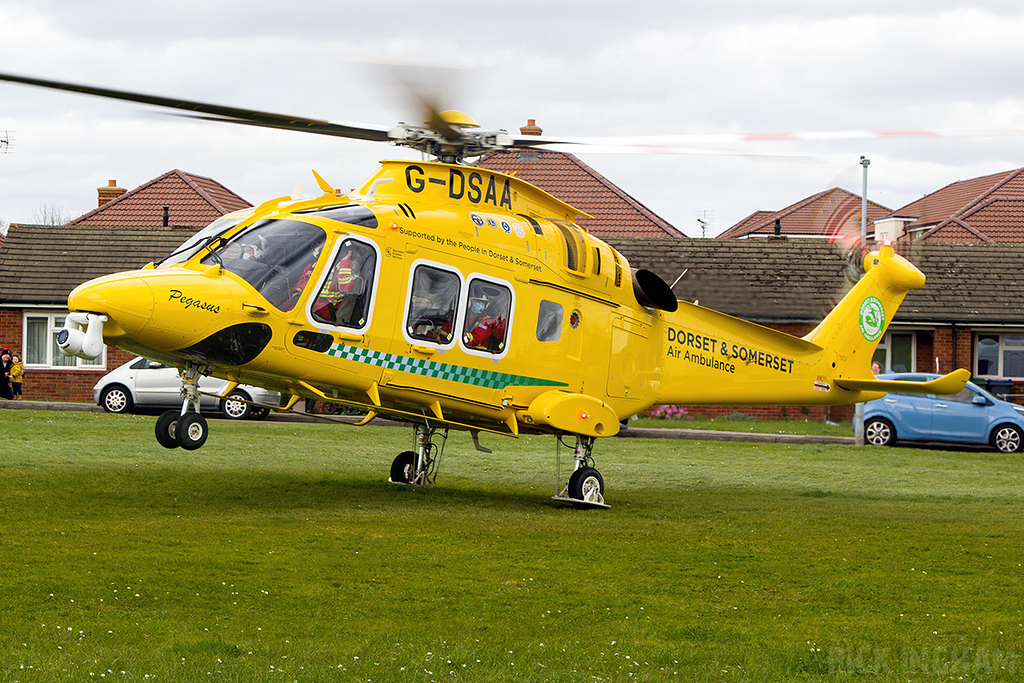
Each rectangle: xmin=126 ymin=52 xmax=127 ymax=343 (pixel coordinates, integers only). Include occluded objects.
xmin=859 ymin=296 xmax=885 ymax=341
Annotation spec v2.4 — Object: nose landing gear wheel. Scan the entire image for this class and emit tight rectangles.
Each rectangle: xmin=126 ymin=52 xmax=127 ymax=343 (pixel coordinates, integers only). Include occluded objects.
xmin=176 ymin=413 xmax=209 ymax=450
xmin=155 ymin=410 xmax=180 ymax=449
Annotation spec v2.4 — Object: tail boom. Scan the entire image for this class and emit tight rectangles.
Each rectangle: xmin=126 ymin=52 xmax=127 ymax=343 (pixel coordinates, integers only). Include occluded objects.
xmin=649 ymin=244 xmax=967 ymax=406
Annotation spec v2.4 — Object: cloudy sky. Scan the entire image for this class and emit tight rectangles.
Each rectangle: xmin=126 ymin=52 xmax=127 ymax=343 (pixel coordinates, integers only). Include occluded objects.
xmin=2 ymin=0 xmax=1024 ymax=236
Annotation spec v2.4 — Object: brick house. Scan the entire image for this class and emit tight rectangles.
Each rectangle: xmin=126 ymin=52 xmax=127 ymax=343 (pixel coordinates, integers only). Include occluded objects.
xmin=0 ymin=170 xmax=250 ymax=401
xmin=718 ymin=187 xmax=893 ymax=241
xmin=875 ymin=167 xmax=1024 ymax=243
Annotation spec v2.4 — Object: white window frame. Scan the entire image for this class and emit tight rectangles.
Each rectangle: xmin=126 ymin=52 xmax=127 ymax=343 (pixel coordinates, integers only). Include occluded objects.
xmin=402 ymin=259 xmax=464 ymax=350
xmin=304 ymin=234 xmax=381 ymax=334
xmin=975 ymin=331 xmax=1024 ymax=379
xmin=459 ymin=273 xmax=515 ymax=360
xmin=22 ymin=310 xmax=107 ymax=369
xmin=872 ymin=330 xmax=916 ymax=373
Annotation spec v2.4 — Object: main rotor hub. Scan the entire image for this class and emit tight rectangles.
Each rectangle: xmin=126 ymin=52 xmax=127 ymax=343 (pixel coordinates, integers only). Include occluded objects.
xmin=387 ymin=122 xmax=514 ymax=163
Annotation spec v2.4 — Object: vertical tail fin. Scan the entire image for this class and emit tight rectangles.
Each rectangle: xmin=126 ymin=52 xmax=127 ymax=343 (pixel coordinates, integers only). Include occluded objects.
xmin=802 ymin=243 xmax=922 ymax=378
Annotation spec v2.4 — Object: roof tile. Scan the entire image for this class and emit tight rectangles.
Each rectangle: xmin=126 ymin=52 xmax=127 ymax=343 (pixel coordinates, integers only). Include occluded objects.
xmin=70 ymin=169 xmax=251 ymax=229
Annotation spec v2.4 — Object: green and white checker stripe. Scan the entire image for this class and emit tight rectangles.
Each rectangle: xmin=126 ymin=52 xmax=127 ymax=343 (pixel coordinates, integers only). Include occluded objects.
xmin=325 ymin=342 xmax=566 ymax=390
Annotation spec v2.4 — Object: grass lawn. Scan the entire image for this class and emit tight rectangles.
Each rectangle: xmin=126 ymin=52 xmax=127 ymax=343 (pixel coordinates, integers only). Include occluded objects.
xmin=1 ymin=411 xmax=1021 ymax=681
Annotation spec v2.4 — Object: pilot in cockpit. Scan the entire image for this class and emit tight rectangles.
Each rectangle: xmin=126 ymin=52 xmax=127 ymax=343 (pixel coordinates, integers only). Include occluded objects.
xmin=313 ymin=247 xmax=362 ymax=326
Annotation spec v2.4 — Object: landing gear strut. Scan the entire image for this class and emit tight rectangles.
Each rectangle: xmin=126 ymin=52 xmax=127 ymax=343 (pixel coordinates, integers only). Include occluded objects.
xmin=155 ymin=362 xmax=210 ymax=451
xmin=390 ymin=425 xmax=447 ymax=487
xmin=553 ymin=435 xmax=609 ymax=509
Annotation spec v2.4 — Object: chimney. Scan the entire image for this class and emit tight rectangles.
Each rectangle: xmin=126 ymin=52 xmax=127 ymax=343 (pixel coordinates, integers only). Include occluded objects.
xmin=519 ymin=119 xmax=543 ymax=136
xmin=97 ymin=179 xmax=126 ymax=207
xmin=162 ymin=206 xmax=170 ymax=227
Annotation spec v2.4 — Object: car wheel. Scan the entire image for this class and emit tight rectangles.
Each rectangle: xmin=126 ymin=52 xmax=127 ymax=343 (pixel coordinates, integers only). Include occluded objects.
xmin=864 ymin=417 xmax=896 ymax=446
xmin=991 ymin=424 xmax=1023 ymax=453
xmin=100 ymin=385 xmax=134 ymax=414
xmin=220 ymin=391 xmax=251 ymax=420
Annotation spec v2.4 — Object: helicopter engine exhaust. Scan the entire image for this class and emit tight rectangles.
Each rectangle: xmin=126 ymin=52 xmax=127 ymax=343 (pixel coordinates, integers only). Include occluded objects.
xmin=56 ymin=312 xmax=108 ymax=360
xmin=631 ymin=269 xmax=678 ymax=312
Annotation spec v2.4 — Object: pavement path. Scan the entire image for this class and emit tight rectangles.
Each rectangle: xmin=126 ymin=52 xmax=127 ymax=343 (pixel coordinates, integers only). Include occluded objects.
xmin=0 ymin=399 xmax=854 ymax=445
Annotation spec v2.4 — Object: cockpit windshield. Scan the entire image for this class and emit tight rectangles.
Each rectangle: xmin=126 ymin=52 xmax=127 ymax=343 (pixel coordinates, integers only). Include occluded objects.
xmin=156 ymin=216 xmax=247 ymax=269
xmin=200 ymin=219 xmax=326 ymax=312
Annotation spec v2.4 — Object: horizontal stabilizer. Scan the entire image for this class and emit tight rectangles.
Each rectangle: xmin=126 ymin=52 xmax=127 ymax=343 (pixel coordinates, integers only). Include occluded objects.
xmin=834 ymin=368 xmax=971 ymax=396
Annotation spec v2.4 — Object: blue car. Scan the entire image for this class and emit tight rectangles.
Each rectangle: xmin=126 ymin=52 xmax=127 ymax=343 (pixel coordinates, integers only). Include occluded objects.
xmin=860 ymin=373 xmax=1024 ymax=453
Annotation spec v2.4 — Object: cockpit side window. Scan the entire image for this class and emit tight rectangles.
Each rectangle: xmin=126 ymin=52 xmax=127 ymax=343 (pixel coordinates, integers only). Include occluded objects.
xmin=406 ymin=265 xmax=460 ymax=345
xmin=462 ymin=280 xmax=511 ymax=354
xmin=201 ymin=219 xmax=326 ymax=312
xmin=310 ymin=239 xmax=377 ymax=329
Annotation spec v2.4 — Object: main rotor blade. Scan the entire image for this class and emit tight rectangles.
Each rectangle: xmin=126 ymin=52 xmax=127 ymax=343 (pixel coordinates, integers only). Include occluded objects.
xmin=0 ymin=71 xmax=392 ymax=143
xmin=509 ymin=126 xmax=1024 ymax=154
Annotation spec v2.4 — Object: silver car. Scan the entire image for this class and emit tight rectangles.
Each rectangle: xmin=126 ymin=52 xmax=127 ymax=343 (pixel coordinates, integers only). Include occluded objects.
xmin=94 ymin=357 xmax=279 ymax=420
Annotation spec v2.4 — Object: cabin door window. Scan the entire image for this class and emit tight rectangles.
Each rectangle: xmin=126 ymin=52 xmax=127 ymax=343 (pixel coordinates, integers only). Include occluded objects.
xmin=406 ymin=265 xmax=460 ymax=345
xmin=461 ymin=280 xmax=512 ymax=354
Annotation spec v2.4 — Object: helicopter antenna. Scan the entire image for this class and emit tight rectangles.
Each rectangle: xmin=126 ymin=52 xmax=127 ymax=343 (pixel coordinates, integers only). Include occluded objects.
xmin=670 ymin=268 xmax=689 ymax=290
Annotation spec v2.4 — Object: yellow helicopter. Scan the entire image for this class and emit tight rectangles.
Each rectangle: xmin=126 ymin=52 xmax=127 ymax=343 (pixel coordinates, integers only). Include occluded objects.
xmin=0 ymin=71 xmax=969 ymax=507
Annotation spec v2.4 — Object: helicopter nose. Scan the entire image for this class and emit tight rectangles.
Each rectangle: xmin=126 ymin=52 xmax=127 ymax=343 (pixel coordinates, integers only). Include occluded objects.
xmin=68 ymin=271 xmax=155 ymax=339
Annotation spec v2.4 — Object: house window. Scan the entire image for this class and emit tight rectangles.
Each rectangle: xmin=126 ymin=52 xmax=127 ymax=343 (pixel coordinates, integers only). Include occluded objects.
xmin=871 ymin=331 xmax=914 ymax=373
xmin=24 ymin=313 xmax=105 ymax=368
xmin=976 ymin=333 xmax=1024 ymax=378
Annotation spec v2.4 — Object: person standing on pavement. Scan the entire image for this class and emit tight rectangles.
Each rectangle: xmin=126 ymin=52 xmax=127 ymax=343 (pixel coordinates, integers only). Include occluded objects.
xmin=0 ymin=349 xmax=13 ymax=400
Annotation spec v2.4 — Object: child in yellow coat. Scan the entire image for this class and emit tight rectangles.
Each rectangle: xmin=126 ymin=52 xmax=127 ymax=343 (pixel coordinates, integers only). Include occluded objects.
xmin=10 ymin=353 xmax=24 ymax=399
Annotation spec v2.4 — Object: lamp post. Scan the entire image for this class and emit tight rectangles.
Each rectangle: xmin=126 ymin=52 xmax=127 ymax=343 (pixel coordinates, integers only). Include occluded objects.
xmin=854 ymin=156 xmax=871 ymax=446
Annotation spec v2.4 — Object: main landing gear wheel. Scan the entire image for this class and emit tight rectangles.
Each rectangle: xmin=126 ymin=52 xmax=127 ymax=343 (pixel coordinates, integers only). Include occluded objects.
xmin=155 ymin=410 xmax=180 ymax=449
xmin=568 ymin=466 xmax=605 ymax=505
xmin=553 ymin=435 xmax=610 ymax=509
xmin=390 ymin=450 xmax=417 ymax=484
xmin=176 ymin=413 xmax=209 ymax=450
xmin=388 ymin=426 xmax=447 ymax=487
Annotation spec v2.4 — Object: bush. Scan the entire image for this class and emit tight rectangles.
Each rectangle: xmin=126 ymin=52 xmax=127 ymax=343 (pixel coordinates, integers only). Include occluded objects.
xmin=644 ymin=404 xmax=692 ymax=420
